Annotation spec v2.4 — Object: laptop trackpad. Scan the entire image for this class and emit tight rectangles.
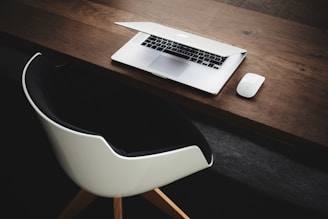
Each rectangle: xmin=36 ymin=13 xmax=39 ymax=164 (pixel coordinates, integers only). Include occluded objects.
xmin=148 ymin=55 xmax=189 ymax=77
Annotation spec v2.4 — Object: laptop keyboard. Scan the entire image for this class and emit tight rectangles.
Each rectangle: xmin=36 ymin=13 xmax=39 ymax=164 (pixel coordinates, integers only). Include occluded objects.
xmin=141 ymin=35 xmax=227 ymax=69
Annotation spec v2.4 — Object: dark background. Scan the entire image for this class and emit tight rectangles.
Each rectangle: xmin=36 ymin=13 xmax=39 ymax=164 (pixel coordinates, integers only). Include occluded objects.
xmin=1 ymin=0 xmax=328 ymax=217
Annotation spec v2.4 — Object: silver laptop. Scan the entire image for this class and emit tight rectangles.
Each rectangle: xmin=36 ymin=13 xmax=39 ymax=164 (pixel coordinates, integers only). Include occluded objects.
xmin=111 ymin=22 xmax=247 ymax=95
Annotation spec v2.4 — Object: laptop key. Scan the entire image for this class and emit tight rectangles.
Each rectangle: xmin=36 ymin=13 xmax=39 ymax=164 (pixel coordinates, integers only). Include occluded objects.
xmin=164 ymin=49 xmax=190 ymax=60
xmin=141 ymin=35 xmax=227 ymax=69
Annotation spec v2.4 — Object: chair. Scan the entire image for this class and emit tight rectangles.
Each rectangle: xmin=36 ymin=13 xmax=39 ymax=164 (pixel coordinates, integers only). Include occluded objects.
xmin=22 ymin=52 xmax=213 ymax=219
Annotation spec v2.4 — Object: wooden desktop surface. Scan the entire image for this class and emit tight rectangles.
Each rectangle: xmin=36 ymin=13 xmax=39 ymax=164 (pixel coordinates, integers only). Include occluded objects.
xmin=0 ymin=0 xmax=327 ymax=153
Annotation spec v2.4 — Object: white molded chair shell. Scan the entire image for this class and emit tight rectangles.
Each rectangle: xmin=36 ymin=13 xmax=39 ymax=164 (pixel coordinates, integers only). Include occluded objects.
xmin=38 ymin=114 xmax=211 ymax=197
xmin=22 ymin=52 xmax=213 ymax=198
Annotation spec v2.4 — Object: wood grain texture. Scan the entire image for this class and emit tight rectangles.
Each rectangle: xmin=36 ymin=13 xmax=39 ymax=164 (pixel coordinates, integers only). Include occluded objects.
xmin=215 ymin=0 xmax=328 ymax=28
xmin=0 ymin=0 xmax=327 ymax=152
xmin=141 ymin=188 xmax=190 ymax=219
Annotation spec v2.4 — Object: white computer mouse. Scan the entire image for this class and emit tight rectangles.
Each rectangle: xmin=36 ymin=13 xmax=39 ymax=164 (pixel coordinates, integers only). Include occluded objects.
xmin=236 ymin=73 xmax=265 ymax=98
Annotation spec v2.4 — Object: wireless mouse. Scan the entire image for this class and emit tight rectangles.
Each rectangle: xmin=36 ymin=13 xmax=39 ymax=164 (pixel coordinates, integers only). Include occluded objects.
xmin=236 ymin=73 xmax=265 ymax=98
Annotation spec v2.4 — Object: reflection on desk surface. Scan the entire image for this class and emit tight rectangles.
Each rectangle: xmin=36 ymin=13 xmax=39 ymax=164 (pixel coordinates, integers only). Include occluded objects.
xmin=0 ymin=0 xmax=327 ymax=153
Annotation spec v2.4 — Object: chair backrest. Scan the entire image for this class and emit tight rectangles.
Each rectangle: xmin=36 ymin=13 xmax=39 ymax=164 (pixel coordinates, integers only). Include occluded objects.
xmin=22 ymin=52 xmax=212 ymax=197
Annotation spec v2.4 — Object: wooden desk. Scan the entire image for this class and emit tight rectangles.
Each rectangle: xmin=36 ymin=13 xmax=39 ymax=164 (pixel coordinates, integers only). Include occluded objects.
xmin=0 ymin=0 xmax=327 ymax=153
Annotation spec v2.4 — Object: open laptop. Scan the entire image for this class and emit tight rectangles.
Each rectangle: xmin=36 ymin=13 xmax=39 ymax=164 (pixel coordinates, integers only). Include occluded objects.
xmin=111 ymin=22 xmax=247 ymax=95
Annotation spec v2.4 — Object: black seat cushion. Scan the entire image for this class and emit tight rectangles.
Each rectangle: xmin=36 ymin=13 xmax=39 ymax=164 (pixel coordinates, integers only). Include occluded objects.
xmin=25 ymin=54 xmax=212 ymax=163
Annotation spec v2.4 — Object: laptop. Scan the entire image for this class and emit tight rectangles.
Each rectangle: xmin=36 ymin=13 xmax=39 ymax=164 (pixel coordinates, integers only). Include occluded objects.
xmin=111 ymin=22 xmax=247 ymax=95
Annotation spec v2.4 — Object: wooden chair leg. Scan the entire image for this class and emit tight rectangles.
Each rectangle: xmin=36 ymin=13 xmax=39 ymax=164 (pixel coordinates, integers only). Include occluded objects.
xmin=58 ymin=189 xmax=97 ymax=219
xmin=113 ymin=197 xmax=123 ymax=219
xmin=141 ymin=188 xmax=190 ymax=219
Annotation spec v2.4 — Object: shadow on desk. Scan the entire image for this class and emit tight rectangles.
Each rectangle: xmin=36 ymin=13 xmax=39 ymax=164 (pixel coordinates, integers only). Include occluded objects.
xmin=1 ymin=34 xmax=327 ymax=219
